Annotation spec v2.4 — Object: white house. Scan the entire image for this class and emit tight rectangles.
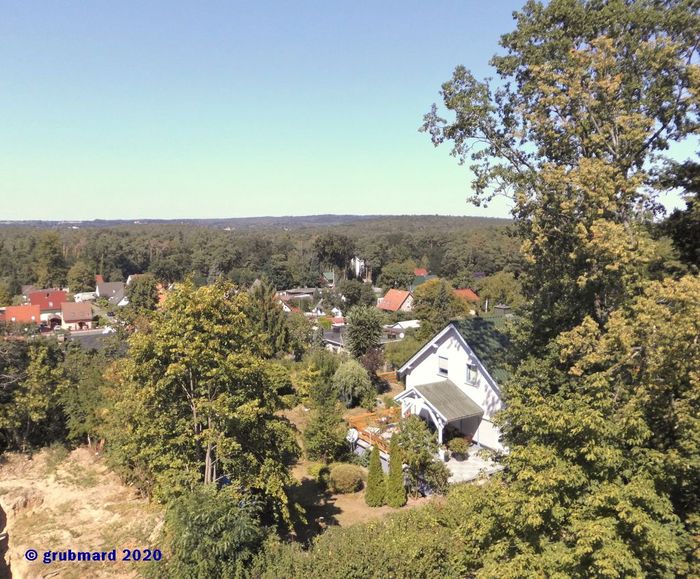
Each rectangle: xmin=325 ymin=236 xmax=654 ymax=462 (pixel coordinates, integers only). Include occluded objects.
xmin=394 ymin=318 xmax=509 ymax=451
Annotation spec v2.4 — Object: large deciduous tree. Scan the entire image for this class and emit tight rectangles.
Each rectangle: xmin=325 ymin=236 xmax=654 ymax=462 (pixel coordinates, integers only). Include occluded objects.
xmin=423 ymin=0 xmax=699 ymax=349
xmin=247 ymin=278 xmax=290 ymax=357
xmin=34 ymin=232 xmax=67 ymax=289
xmin=125 ymin=273 xmax=160 ymax=312
xmin=104 ymin=280 xmax=299 ymax=524
xmin=412 ymin=279 xmax=467 ymax=339
xmin=332 ymin=360 xmax=374 ymax=409
xmin=313 ymin=233 xmax=354 ymax=277
xmin=424 ymin=0 xmax=700 ymax=574
xmin=67 ymin=260 xmax=95 ymax=294
xmin=345 ymin=305 xmax=383 ymax=359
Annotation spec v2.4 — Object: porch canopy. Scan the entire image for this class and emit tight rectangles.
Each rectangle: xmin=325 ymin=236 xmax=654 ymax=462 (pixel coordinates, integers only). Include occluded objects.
xmin=395 ymin=380 xmax=483 ymax=444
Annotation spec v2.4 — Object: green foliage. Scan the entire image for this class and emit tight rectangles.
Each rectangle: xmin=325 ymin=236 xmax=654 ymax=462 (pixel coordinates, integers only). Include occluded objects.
xmin=384 ymin=332 xmax=422 ymax=369
xmin=345 ymin=305 xmax=383 ymax=358
xmin=386 ymin=434 xmax=407 ymax=508
xmin=377 ymin=260 xmax=415 ymax=290
xmin=313 ymin=232 xmax=354 ymax=273
xmin=303 ymin=397 xmax=347 ymax=464
xmin=0 ymin=280 xmax=12 ymax=306
xmin=413 ymin=278 xmax=467 ymax=339
xmin=307 ymin=462 xmax=331 ymax=488
xmin=332 ymin=360 xmax=374 ymax=409
xmin=126 ymin=273 xmax=159 ymax=311
xmin=394 ymin=416 xmax=445 ymax=497
xmin=247 ymin=278 xmax=289 ymax=357
xmin=421 ymin=1 xmax=700 ymax=574
xmin=0 ymin=340 xmax=66 ymax=453
xmin=364 ymin=445 xmax=385 ymax=507
xmin=60 ymin=345 xmax=108 ymax=447
xmin=447 ymin=437 xmax=468 ymax=457
xmin=661 ymin=159 xmax=700 ymax=269
xmin=337 ymin=279 xmax=376 ymax=308
xmin=154 ymin=485 xmax=266 ymax=579
xmin=34 ymin=232 xmax=67 ymax=288
xmin=103 ymin=280 xmax=299 ymax=525
xmin=474 ymin=271 xmax=524 ymax=311
xmin=67 ymin=260 xmax=95 ymax=293
xmin=328 ymin=463 xmax=364 ymax=494
xmin=423 ymin=0 xmax=699 ymax=349
xmin=286 ymin=312 xmax=314 ymax=361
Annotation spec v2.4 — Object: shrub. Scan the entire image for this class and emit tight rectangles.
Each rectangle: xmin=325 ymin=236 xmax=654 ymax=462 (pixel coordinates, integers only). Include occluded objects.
xmin=365 ymin=446 xmax=385 ymax=507
xmin=386 ymin=435 xmax=407 ymax=508
xmin=329 ymin=464 xmax=364 ymax=494
xmin=159 ymin=486 xmax=265 ymax=578
xmin=448 ymin=437 xmax=469 ymax=458
xmin=333 ymin=360 xmax=375 ymax=409
xmin=347 ymin=447 xmax=371 ymax=467
xmin=307 ymin=463 xmax=331 ymax=488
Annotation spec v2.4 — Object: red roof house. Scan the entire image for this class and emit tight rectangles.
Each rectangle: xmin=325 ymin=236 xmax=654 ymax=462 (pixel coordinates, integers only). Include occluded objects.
xmin=2 ymin=305 xmax=41 ymax=325
xmin=378 ymin=289 xmax=414 ymax=312
xmin=414 ymin=268 xmax=429 ymax=277
xmin=454 ymin=288 xmax=480 ymax=303
xmin=28 ymin=290 xmax=67 ymax=312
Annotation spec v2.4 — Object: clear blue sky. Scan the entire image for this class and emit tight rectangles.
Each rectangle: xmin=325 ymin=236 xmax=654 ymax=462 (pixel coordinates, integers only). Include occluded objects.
xmin=0 ymin=1 xmax=691 ymax=220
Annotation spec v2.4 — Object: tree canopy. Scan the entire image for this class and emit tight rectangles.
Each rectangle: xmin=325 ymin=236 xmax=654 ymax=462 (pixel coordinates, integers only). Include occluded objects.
xmin=104 ymin=280 xmax=299 ymax=524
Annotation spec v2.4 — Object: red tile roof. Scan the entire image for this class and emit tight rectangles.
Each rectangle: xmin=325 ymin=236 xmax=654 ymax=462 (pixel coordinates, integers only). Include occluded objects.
xmin=378 ymin=289 xmax=412 ymax=312
xmin=28 ymin=290 xmax=68 ymax=312
xmin=61 ymin=302 xmax=93 ymax=322
xmin=454 ymin=288 xmax=480 ymax=302
xmin=414 ymin=268 xmax=429 ymax=277
xmin=2 ymin=305 xmax=41 ymax=324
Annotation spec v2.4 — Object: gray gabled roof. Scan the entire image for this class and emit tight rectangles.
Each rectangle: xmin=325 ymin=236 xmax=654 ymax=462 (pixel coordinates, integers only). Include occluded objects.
xmin=414 ymin=380 xmax=483 ymax=422
xmin=452 ymin=317 xmax=511 ymax=383
xmin=397 ymin=316 xmax=512 ymax=386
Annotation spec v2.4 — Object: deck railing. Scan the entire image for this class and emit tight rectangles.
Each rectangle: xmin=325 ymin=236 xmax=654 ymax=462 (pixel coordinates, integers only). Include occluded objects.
xmin=346 ymin=407 xmax=401 ymax=454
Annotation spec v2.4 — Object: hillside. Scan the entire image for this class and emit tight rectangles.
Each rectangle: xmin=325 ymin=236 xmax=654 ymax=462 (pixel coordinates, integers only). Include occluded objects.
xmin=0 ymin=447 xmax=163 ymax=579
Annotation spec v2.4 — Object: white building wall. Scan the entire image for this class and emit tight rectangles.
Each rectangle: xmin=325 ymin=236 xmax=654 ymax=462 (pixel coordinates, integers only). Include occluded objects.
xmin=404 ymin=331 xmax=502 ymax=420
xmin=402 ymin=327 xmax=505 ymax=450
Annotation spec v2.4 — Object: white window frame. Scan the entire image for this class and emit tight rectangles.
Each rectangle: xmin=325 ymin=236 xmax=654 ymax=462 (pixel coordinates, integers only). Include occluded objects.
xmin=438 ymin=356 xmax=448 ymax=376
xmin=466 ymin=363 xmax=478 ymax=385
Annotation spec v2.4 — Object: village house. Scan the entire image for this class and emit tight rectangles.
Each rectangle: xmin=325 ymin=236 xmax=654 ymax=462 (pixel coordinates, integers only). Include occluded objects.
xmin=96 ymin=281 xmax=128 ymax=307
xmin=0 ymin=304 xmax=41 ymax=326
xmin=394 ymin=317 xmax=509 ymax=451
xmin=377 ymin=289 xmax=413 ymax=313
xmin=454 ymin=288 xmax=480 ymax=315
xmin=27 ymin=289 xmax=68 ymax=327
xmin=383 ymin=319 xmax=420 ymax=341
xmin=61 ymin=302 xmax=95 ymax=331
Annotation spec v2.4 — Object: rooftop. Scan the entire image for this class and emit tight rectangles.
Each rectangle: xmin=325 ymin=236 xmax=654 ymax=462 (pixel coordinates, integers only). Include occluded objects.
xmin=452 ymin=317 xmax=511 ymax=383
xmin=413 ymin=380 xmax=484 ymax=422
xmin=378 ymin=289 xmax=412 ymax=312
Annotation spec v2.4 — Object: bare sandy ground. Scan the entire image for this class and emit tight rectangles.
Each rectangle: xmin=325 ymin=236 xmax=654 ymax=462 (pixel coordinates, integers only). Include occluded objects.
xmin=0 ymin=447 xmax=162 ymax=579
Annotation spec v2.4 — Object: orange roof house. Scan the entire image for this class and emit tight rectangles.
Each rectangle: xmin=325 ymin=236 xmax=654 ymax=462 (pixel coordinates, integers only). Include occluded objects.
xmin=28 ymin=290 xmax=68 ymax=312
xmin=2 ymin=305 xmax=41 ymax=325
xmin=378 ymin=289 xmax=414 ymax=312
xmin=454 ymin=288 xmax=480 ymax=303
xmin=414 ymin=268 xmax=429 ymax=277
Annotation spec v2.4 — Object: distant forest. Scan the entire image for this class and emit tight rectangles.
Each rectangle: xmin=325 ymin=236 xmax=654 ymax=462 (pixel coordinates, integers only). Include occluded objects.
xmin=0 ymin=215 xmax=518 ymax=295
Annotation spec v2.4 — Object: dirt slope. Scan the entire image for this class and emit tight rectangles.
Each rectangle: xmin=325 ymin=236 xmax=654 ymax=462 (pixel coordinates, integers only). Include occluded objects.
xmin=0 ymin=446 xmax=162 ymax=579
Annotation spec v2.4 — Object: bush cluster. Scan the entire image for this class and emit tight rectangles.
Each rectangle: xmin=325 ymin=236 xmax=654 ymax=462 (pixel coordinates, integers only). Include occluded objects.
xmin=328 ymin=464 xmax=364 ymax=494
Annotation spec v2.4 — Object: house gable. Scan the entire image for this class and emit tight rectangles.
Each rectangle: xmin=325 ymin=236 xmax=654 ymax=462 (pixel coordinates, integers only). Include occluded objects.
xmin=396 ymin=322 xmax=505 ymax=420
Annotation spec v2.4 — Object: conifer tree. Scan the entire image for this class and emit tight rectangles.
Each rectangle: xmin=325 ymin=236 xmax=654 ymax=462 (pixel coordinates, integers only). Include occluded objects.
xmin=385 ymin=434 xmax=406 ymax=508
xmin=364 ymin=445 xmax=385 ymax=507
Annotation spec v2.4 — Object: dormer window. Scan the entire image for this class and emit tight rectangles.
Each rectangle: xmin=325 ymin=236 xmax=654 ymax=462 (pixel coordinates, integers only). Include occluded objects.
xmin=466 ymin=363 xmax=478 ymax=385
xmin=438 ymin=356 xmax=448 ymax=376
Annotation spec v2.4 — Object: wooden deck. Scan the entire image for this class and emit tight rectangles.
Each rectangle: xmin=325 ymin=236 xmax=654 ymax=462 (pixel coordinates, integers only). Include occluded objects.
xmin=346 ymin=407 xmax=401 ymax=454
